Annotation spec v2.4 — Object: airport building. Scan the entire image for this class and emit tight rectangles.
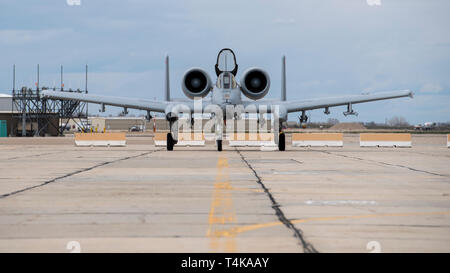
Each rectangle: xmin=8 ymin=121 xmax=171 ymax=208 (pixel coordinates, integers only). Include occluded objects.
xmin=0 ymin=87 xmax=88 ymax=137
xmin=0 ymin=93 xmax=17 ymax=137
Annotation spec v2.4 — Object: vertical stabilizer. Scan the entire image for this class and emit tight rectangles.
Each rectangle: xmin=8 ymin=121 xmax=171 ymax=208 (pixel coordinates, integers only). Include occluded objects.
xmin=165 ymin=55 xmax=170 ymax=101
xmin=281 ymin=55 xmax=286 ymax=101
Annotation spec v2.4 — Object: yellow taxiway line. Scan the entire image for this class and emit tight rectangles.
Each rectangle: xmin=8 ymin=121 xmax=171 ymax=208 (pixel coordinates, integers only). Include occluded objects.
xmin=209 ymin=211 xmax=450 ymax=238
xmin=207 ymin=154 xmax=237 ymax=252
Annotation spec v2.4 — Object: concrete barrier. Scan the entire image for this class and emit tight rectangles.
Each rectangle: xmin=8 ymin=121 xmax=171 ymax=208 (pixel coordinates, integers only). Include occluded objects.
xmin=153 ymin=132 xmax=205 ymax=147
xmin=153 ymin=132 xmax=167 ymax=147
xmin=74 ymin=132 xmax=126 ymax=147
xmin=227 ymin=133 xmax=276 ymax=147
xmin=292 ymin=133 xmax=343 ymax=147
xmin=360 ymin=133 xmax=411 ymax=147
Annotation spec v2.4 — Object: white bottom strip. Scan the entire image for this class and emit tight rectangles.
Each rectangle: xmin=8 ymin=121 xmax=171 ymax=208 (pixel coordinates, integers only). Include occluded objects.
xmin=75 ymin=140 xmax=126 ymax=147
xmin=360 ymin=141 xmax=411 ymax=147
xmin=292 ymin=141 xmax=343 ymax=147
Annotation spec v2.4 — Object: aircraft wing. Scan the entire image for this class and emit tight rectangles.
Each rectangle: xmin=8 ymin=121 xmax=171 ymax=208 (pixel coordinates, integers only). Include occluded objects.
xmin=41 ymin=90 xmax=169 ymax=113
xmin=279 ymin=90 xmax=413 ymax=113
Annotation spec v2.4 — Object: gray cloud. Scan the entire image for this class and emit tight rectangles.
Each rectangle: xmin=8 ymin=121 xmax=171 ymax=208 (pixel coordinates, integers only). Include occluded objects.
xmin=0 ymin=0 xmax=449 ymax=123
xmin=366 ymin=0 xmax=381 ymax=6
xmin=420 ymin=83 xmax=443 ymax=93
xmin=0 ymin=29 xmax=74 ymax=45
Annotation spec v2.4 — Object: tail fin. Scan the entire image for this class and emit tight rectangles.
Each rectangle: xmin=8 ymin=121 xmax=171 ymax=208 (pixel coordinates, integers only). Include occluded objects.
xmin=281 ymin=55 xmax=286 ymax=101
xmin=165 ymin=55 xmax=170 ymax=101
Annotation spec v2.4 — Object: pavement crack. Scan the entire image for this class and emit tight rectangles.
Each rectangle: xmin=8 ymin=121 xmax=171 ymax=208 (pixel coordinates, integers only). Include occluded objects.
xmin=315 ymin=150 xmax=448 ymax=178
xmin=4 ymin=152 xmax=60 ymax=161
xmin=291 ymin=159 xmax=303 ymax=164
xmin=0 ymin=150 xmax=158 ymax=199
xmin=236 ymin=149 xmax=318 ymax=253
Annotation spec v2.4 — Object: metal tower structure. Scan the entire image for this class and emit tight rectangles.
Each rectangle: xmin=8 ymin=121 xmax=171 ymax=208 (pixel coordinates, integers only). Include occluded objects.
xmin=11 ymin=65 xmax=89 ymax=136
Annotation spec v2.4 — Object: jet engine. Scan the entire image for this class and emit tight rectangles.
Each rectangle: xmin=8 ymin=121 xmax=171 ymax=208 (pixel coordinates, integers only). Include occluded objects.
xmin=181 ymin=68 xmax=213 ymax=99
xmin=240 ymin=68 xmax=270 ymax=100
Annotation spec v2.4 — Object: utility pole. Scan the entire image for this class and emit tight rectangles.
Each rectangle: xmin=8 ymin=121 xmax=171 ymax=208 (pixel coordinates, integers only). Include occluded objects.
xmin=12 ymin=64 xmax=15 ymax=94
xmin=37 ymin=64 xmax=40 ymax=92
xmin=60 ymin=65 xmax=64 ymax=91
xmin=85 ymin=64 xmax=89 ymax=118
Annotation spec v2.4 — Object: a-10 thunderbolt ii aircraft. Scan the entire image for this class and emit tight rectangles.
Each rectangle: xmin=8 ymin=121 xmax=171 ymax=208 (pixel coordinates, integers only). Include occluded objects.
xmin=42 ymin=48 xmax=413 ymax=151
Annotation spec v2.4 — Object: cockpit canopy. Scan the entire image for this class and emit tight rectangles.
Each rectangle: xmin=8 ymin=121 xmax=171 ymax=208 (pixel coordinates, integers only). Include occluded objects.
xmin=215 ymin=48 xmax=238 ymax=76
xmin=216 ymin=71 xmax=237 ymax=89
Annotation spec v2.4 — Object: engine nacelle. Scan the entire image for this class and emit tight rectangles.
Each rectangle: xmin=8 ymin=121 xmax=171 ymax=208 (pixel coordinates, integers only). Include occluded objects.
xmin=240 ymin=67 xmax=270 ymax=100
xmin=181 ymin=68 xmax=213 ymax=99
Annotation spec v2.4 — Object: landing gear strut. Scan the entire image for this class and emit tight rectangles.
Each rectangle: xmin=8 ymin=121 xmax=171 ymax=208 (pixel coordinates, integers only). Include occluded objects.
xmin=214 ymin=115 xmax=223 ymax=152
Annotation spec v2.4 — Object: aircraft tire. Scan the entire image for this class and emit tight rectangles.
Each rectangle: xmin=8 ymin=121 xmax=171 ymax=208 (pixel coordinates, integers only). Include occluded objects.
xmin=167 ymin=133 xmax=174 ymax=151
xmin=278 ymin=132 xmax=285 ymax=151
xmin=217 ymin=140 xmax=222 ymax=151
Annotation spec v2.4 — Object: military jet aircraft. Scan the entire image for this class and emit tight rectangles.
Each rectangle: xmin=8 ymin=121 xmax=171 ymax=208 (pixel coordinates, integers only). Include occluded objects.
xmin=42 ymin=48 xmax=413 ymax=151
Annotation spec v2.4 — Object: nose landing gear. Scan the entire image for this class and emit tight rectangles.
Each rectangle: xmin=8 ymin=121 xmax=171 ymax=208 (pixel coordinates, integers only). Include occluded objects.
xmin=217 ymin=140 xmax=222 ymax=151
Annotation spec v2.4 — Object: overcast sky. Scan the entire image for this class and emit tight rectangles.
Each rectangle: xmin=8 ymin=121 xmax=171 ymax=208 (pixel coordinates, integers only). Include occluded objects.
xmin=0 ymin=0 xmax=449 ymax=123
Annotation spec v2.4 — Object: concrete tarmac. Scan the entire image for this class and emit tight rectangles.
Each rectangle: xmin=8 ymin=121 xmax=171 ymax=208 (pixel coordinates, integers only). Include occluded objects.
xmin=0 ymin=134 xmax=449 ymax=252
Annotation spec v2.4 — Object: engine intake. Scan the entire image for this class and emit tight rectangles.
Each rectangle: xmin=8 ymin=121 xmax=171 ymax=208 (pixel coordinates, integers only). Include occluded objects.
xmin=240 ymin=68 xmax=270 ymax=100
xmin=181 ymin=68 xmax=212 ymax=99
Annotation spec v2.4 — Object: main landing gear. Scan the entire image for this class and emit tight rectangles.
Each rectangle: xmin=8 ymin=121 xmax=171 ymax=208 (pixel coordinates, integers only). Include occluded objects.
xmin=167 ymin=133 xmax=174 ymax=151
xmin=166 ymin=119 xmax=178 ymax=151
xmin=278 ymin=132 xmax=285 ymax=151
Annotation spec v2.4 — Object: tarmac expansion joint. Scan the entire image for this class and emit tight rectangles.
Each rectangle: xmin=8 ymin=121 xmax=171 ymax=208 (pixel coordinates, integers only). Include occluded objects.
xmin=313 ymin=149 xmax=448 ymax=178
xmin=0 ymin=149 xmax=160 ymax=199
